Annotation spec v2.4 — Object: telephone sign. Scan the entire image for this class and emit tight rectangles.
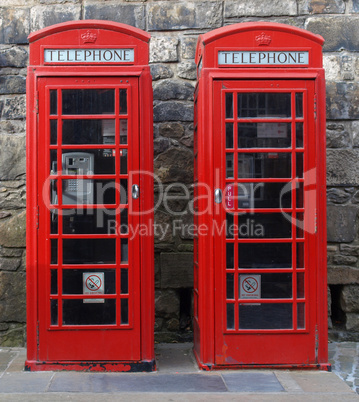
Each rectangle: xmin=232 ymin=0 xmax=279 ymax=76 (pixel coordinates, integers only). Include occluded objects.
xmin=194 ymin=22 xmax=329 ymax=370
xmin=26 ymin=21 xmax=154 ymax=372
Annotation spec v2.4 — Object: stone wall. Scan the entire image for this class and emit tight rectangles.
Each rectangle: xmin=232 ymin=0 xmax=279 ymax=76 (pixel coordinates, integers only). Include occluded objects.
xmin=0 ymin=0 xmax=359 ymax=345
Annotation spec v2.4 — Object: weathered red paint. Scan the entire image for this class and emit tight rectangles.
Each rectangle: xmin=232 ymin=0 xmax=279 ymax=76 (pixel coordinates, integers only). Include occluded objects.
xmin=26 ymin=20 xmax=154 ymax=371
xmin=194 ymin=22 xmax=329 ymax=370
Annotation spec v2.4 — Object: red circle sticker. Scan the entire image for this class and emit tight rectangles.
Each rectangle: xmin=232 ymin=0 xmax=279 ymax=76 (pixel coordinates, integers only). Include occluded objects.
xmin=242 ymin=277 xmax=258 ymax=294
xmin=85 ymin=274 xmax=102 ymax=292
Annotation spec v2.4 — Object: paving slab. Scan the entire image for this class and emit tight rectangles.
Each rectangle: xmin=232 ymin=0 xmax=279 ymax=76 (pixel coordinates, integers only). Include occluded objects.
xmin=222 ymin=371 xmax=285 ymax=392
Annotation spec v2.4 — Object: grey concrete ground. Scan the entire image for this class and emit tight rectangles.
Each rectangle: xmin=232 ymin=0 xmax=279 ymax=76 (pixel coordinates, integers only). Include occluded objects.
xmin=0 ymin=342 xmax=357 ymax=401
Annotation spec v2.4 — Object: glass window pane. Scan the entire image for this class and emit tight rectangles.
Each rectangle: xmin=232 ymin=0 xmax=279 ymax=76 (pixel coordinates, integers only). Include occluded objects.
xmin=226 ymin=273 xmax=234 ymax=299
xmin=120 ymin=120 xmax=128 ymax=145
xmin=226 ymin=123 xmax=234 ymax=149
xmin=120 ymin=179 xmax=128 ymax=204
xmin=62 ymin=89 xmax=115 ymax=115
xmin=62 ymin=149 xmax=115 ymax=175
xmin=51 ymin=239 xmax=58 ymax=265
xmin=238 ymin=243 xmax=292 ymax=269
xmin=63 ymin=299 xmax=116 ymax=325
xmin=239 ymin=273 xmax=292 ymax=299
xmin=297 ymin=272 xmax=305 ymax=299
xmin=121 ymin=238 xmax=128 ymax=263
xmin=296 ymin=181 xmax=304 ymax=208
xmin=63 ymin=209 xmax=116 ymax=234
xmin=297 ymin=242 xmax=304 ymax=268
xmin=238 ymin=213 xmax=292 ymax=239
xmin=121 ymin=299 xmax=129 ymax=324
xmin=239 ymin=303 xmax=292 ymax=329
xmin=50 ymin=120 xmax=57 ymax=145
xmin=237 ymin=182 xmax=291 ymax=209
xmin=238 ymin=93 xmax=291 ymax=118
xmin=297 ymin=303 xmax=305 ymax=329
xmin=121 ymin=269 xmax=128 ymax=294
xmin=50 ymin=150 xmax=57 ymax=174
xmin=62 ymin=179 xmax=116 ymax=205
xmin=51 ymin=269 xmax=58 ymax=294
xmin=238 ymin=153 xmax=291 ymax=178
xmin=295 ymin=93 xmax=303 ymax=118
xmin=226 ymin=153 xmax=234 ymax=178
xmin=50 ymin=210 xmax=58 ymax=234
xmin=296 ymin=122 xmax=303 ymax=148
xmin=51 ymin=300 xmax=58 ymax=325
xmin=226 ymin=213 xmax=234 ymax=239
xmin=120 ymin=149 xmax=128 ymax=174
xmin=238 ymin=123 xmax=291 ymax=148
xmin=225 ymin=92 xmax=233 ymax=119
xmin=296 ymin=213 xmax=304 ymax=238
xmin=62 ymin=269 xmax=115 ymax=294
xmin=50 ymin=90 xmax=57 ymax=115
xmin=63 ymin=238 xmax=116 ymax=264
xmin=227 ymin=303 xmax=235 ymax=329
xmin=296 ymin=153 xmax=304 ymax=178
xmin=120 ymin=209 xmax=128 ymax=234
xmin=119 ymin=89 xmax=127 ymax=115
xmin=62 ymin=119 xmax=115 ymax=145
xmin=226 ymin=243 xmax=234 ymax=269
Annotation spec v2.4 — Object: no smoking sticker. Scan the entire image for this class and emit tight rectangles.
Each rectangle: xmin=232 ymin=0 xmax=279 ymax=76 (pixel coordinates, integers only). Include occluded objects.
xmin=239 ymin=275 xmax=261 ymax=300
xmin=83 ymin=272 xmax=104 ymax=304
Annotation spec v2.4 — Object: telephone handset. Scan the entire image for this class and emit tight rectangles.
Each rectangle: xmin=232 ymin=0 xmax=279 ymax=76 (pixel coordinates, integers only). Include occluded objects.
xmin=62 ymin=152 xmax=94 ymax=204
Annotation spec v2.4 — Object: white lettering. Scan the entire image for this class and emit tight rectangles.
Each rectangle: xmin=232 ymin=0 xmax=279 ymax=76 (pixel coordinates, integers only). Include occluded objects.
xmin=44 ymin=48 xmax=135 ymax=63
xmin=218 ymin=51 xmax=309 ymax=66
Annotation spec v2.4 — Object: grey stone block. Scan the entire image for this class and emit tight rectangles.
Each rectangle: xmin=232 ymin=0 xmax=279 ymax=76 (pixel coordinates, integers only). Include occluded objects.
xmin=0 ymin=135 xmax=26 ymax=180
xmin=148 ymin=2 xmax=222 ymax=31
xmin=0 ymin=8 xmax=30 ymax=44
xmin=150 ymin=37 xmax=178 ymax=63
xmin=328 ymin=266 xmax=359 ymax=285
xmin=155 ymin=290 xmax=180 ymax=317
xmin=0 ymin=46 xmax=28 ymax=67
xmin=177 ymin=61 xmax=197 ymax=80
xmin=181 ymin=37 xmax=197 ymax=59
xmin=298 ymin=0 xmax=345 ymax=14
xmin=327 ymin=205 xmax=358 ymax=243
xmin=154 ymin=79 xmax=194 ymax=101
xmin=327 ymin=188 xmax=353 ymax=204
xmin=225 ymin=0 xmax=296 ymax=17
xmin=84 ymin=4 xmax=145 ymax=30
xmin=154 ymin=146 xmax=193 ymax=183
xmin=1 ymin=95 xmax=26 ymax=120
xmin=327 ymin=150 xmax=359 ymax=186
xmin=0 ymin=76 xmax=26 ymax=95
xmin=154 ymin=101 xmax=193 ymax=122
xmin=340 ymin=285 xmax=359 ymax=313
xmin=327 ymin=82 xmax=359 ymax=120
xmin=160 ymin=252 xmax=193 ymax=288
xmin=150 ymin=64 xmax=174 ymax=81
xmin=306 ymin=16 xmax=359 ymax=51
xmin=30 ymin=5 xmax=81 ymax=31
xmin=0 ymin=271 xmax=26 ymax=322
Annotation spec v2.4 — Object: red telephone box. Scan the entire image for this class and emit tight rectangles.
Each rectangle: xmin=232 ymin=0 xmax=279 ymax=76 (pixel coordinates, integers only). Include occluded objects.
xmin=26 ymin=21 xmax=154 ymax=371
xmin=194 ymin=22 xmax=329 ymax=370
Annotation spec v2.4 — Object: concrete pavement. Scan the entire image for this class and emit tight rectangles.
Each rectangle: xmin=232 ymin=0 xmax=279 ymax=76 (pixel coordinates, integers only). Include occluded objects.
xmin=0 ymin=342 xmax=357 ymax=401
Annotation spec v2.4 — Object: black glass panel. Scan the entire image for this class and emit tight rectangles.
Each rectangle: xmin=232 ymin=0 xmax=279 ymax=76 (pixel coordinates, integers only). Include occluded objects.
xmin=121 ymin=299 xmax=129 ymax=324
xmin=226 ymin=243 xmax=234 ymax=269
xmin=238 ymin=303 xmax=292 ymax=329
xmin=121 ymin=269 xmax=128 ymax=294
xmin=63 ymin=238 xmax=116 ymax=264
xmin=296 ymin=123 xmax=303 ymax=148
xmin=227 ymin=303 xmax=235 ymax=329
xmin=63 ymin=209 xmax=116 ymax=234
xmin=51 ymin=269 xmax=57 ymax=294
xmin=119 ymin=89 xmax=127 ymax=115
xmin=51 ymin=300 xmax=58 ymax=325
xmin=237 ymin=182 xmax=291 ymax=209
xmin=297 ymin=303 xmax=305 ymax=329
xmin=296 ymin=153 xmax=304 ymax=178
xmin=226 ymin=273 xmax=234 ymax=299
xmin=50 ymin=120 xmax=57 ymax=145
xmin=237 ymin=213 xmax=292 ymax=239
xmin=51 ymin=239 xmax=58 ymax=264
xmin=226 ymin=123 xmax=234 ymax=148
xmin=62 ymin=179 xmax=116 ymax=205
xmin=237 ymin=93 xmax=291 ymax=118
xmin=62 ymin=89 xmax=115 ymax=115
xmin=63 ymin=299 xmax=116 ymax=325
xmin=62 ymin=269 xmax=115 ymax=294
xmin=62 ymin=119 xmax=115 ymax=145
xmin=225 ymin=92 xmax=233 ymax=119
xmin=50 ymin=90 xmax=57 ymax=115
xmin=238 ymin=153 xmax=291 ymax=178
xmin=295 ymin=93 xmax=303 ymax=118
xmin=238 ymin=123 xmax=291 ymax=148
xmin=238 ymin=243 xmax=292 ymax=269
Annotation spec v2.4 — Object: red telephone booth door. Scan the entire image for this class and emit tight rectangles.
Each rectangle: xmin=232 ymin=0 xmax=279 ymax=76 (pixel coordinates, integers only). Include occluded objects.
xmin=37 ymin=76 xmax=141 ymax=362
xmin=213 ymin=79 xmax=318 ymax=365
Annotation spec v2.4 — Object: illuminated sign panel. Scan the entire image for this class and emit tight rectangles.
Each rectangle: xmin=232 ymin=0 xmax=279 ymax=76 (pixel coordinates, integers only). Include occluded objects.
xmin=44 ymin=48 xmax=135 ymax=63
xmin=218 ymin=51 xmax=309 ymax=66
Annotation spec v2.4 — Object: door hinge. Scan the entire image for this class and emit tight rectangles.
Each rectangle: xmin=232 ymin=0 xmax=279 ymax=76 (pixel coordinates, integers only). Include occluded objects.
xmin=314 ymin=93 xmax=317 ymax=120
xmin=36 ymin=205 xmax=39 ymax=229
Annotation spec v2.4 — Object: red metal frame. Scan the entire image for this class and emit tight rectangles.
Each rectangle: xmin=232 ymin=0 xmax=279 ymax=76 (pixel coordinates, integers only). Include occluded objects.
xmin=194 ymin=22 xmax=328 ymax=370
xmin=26 ymin=21 xmax=154 ymax=371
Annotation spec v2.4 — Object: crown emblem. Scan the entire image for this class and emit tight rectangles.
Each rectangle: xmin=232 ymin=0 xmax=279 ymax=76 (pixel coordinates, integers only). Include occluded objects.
xmin=81 ymin=30 xmax=97 ymax=44
xmin=255 ymin=32 xmax=272 ymax=46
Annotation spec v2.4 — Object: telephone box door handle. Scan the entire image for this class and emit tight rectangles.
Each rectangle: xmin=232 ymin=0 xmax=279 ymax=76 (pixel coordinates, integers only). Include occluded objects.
xmin=214 ymin=188 xmax=222 ymax=204
xmin=132 ymin=184 xmax=140 ymax=199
